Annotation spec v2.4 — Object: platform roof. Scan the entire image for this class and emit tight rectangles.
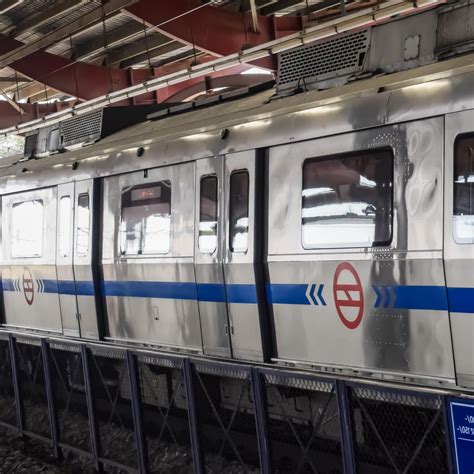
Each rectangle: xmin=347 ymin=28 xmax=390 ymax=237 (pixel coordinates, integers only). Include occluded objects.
xmin=0 ymin=0 xmax=443 ymax=131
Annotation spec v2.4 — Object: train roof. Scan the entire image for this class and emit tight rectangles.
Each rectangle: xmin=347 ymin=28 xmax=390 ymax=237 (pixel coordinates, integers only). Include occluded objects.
xmin=2 ymin=50 xmax=474 ymax=195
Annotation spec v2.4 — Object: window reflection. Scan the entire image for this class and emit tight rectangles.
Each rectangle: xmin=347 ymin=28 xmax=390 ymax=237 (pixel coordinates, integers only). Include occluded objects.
xmin=12 ymin=199 xmax=43 ymax=258
xmin=120 ymin=181 xmax=171 ymax=255
xmin=229 ymin=171 xmax=249 ymax=253
xmin=59 ymin=196 xmax=71 ymax=257
xmin=302 ymin=149 xmax=393 ymax=248
xmin=199 ymin=175 xmax=218 ymax=254
xmin=454 ymin=134 xmax=474 ymax=244
xmin=76 ymin=194 xmax=90 ymax=255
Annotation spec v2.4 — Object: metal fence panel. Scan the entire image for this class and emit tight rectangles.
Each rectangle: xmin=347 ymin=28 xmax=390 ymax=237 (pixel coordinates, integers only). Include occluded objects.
xmin=192 ymin=361 xmax=261 ymax=473
xmin=88 ymin=345 xmax=138 ymax=470
xmin=348 ymin=384 xmax=449 ymax=473
xmin=262 ymin=371 xmax=343 ymax=474
xmin=0 ymin=336 xmax=17 ymax=427
xmin=0 ymin=331 xmax=458 ymax=474
xmin=14 ymin=336 xmax=50 ymax=440
xmin=136 ymin=353 xmax=195 ymax=473
xmin=48 ymin=342 xmax=92 ymax=455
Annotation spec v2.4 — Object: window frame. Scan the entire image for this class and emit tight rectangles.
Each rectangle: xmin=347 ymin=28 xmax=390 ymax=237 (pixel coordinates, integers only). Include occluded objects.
xmin=453 ymin=132 xmax=474 ymax=245
xmin=58 ymin=195 xmax=72 ymax=258
xmin=301 ymin=147 xmax=394 ymax=250
xmin=11 ymin=198 xmax=44 ymax=259
xmin=198 ymin=174 xmax=218 ymax=255
xmin=119 ymin=180 xmax=172 ymax=257
xmin=229 ymin=169 xmax=250 ymax=254
xmin=76 ymin=193 xmax=90 ymax=256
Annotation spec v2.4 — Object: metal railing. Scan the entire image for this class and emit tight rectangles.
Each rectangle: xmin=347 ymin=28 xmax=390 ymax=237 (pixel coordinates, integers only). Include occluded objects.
xmin=0 ymin=330 xmax=460 ymax=473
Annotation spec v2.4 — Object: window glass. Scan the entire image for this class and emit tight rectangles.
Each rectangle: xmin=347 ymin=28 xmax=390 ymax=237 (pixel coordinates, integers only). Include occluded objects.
xmin=454 ymin=133 xmax=474 ymax=244
xmin=120 ymin=181 xmax=171 ymax=255
xmin=302 ymin=149 xmax=393 ymax=249
xmin=58 ymin=196 xmax=71 ymax=257
xmin=229 ymin=171 xmax=249 ymax=253
xmin=76 ymin=194 xmax=90 ymax=255
xmin=12 ymin=200 xmax=43 ymax=258
xmin=199 ymin=175 xmax=218 ymax=254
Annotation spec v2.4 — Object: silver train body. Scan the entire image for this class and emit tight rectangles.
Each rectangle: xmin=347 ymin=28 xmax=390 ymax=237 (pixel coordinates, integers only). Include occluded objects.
xmin=1 ymin=55 xmax=474 ymax=391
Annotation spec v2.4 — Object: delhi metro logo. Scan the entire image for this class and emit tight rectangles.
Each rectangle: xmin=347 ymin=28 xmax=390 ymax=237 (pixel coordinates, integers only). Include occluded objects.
xmin=333 ymin=262 xmax=364 ymax=329
xmin=22 ymin=269 xmax=35 ymax=306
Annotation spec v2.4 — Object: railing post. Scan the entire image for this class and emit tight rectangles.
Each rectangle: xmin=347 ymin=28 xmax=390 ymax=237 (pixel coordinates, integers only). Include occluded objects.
xmin=183 ymin=358 xmax=204 ymax=474
xmin=126 ymin=350 xmax=148 ymax=474
xmin=41 ymin=338 xmax=62 ymax=460
xmin=8 ymin=334 xmax=24 ymax=434
xmin=336 ymin=380 xmax=356 ymax=474
xmin=442 ymin=395 xmax=455 ymax=474
xmin=81 ymin=344 xmax=103 ymax=472
xmin=250 ymin=368 xmax=272 ymax=474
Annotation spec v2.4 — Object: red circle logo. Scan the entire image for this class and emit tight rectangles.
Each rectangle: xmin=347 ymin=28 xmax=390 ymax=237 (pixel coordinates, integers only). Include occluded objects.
xmin=22 ymin=270 xmax=34 ymax=306
xmin=333 ymin=262 xmax=364 ymax=329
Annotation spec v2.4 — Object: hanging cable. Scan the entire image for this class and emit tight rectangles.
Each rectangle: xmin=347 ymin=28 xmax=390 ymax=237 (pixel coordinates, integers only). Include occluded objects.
xmin=142 ymin=20 xmax=153 ymax=70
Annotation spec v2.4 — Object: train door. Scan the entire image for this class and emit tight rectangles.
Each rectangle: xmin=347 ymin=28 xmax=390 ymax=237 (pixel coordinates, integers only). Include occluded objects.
xmin=2 ymin=187 xmax=63 ymax=333
xmin=223 ymin=150 xmax=269 ymax=362
xmin=73 ymin=179 xmax=100 ymax=339
xmin=267 ymin=119 xmax=455 ymax=381
xmin=57 ymin=183 xmax=80 ymax=337
xmin=195 ymin=158 xmax=232 ymax=357
xmin=444 ymin=111 xmax=474 ymax=388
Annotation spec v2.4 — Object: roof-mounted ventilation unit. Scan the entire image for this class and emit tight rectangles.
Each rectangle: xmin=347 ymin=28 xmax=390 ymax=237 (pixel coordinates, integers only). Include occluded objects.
xmin=23 ymin=104 xmax=171 ymax=159
xmin=276 ymin=7 xmax=441 ymax=96
xmin=436 ymin=2 xmax=474 ymax=56
xmin=277 ymin=29 xmax=371 ymax=95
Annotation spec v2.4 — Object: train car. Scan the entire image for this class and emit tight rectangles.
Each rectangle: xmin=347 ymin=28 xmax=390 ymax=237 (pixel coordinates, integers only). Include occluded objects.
xmin=1 ymin=50 xmax=474 ymax=393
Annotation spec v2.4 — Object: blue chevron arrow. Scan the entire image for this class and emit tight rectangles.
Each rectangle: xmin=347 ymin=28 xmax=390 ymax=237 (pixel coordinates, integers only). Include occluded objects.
xmin=309 ymin=284 xmax=319 ymax=305
xmin=373 ymin=285 xmax=383 ymax=308
xmin=373 ymin=285 xmax=398 ymax=309
xmin=317 ymin=284 xmax=326 ymax=306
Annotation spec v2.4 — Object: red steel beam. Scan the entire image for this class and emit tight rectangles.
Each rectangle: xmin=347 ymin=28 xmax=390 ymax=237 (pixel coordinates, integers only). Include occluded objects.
xmin=125 ymin=0 xmax=302 ymax=54
xmin=0 ymin=0 xmax=302 ymax=127
xmin=0 ymin=37 xmax=131 ymax=101
xmin=124 ymin=0 xmax=302 ymax=69
xmin=0 ymin=100 xmax=76 ymax=129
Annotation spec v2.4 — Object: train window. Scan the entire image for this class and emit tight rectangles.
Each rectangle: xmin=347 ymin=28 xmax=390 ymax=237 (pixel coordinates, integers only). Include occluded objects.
xmin=302 ymin=149 xmax=393 ymax=249
xmin=199 ymin=175 xmax=218 ymax=254
xmin=11 ymin=199 xmax=44 ymax=258
xmin=229 ymin=171 xmax=249 ymax=253
xmin=76 ymin=194 xmax=90 ymax=255
xmin=120 ymin=181 xmax=171 ymax=255
xmin=58 ymin=196 xmax=71 ymax=257
xmin=454 ymin=133 xmax=474 ymax=244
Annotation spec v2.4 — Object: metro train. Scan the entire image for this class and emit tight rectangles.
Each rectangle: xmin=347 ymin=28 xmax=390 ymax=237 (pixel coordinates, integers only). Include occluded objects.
xmin=1 ymin=56 xmax=474 ymax=392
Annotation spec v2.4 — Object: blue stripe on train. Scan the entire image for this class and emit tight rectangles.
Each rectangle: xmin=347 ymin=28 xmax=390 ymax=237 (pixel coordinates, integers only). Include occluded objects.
xmin=196 ymin=283 xmax=227 ymax=303
xmin=225 ymin=284 xmax=258 ymax=304
xmin=196 ymin=283 xmax=257 ymax=304
xmin=57 ymin=280 xmax=95 ymax=296
xmin=394 ymin=285 xmax=448 ymax=311
xmin=101 ymin=281 xmax=257 ymax=304
xmin=371 ymin=284 xmax=449 ymax=312
xmin=2 ymin=279 xmax=14 ymax=291
xmin=42 ymin=279 xmax=58 ymax=294
xmin=2 ymin=277 xmax=474 ymax=313
xmin=266 ymin=283 xmax=310 ymax=305
xmin=101 ymin=281 xmax=198 ymax=300
xmin=447 ymin=287 xmax=474 ymax=314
